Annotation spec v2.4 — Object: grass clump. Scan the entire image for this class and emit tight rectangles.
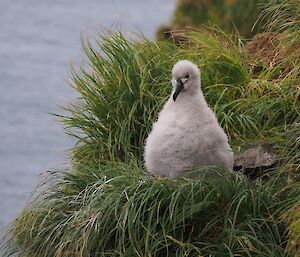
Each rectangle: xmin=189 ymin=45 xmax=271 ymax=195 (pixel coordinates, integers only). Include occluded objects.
xmin=2 ymin=0 xmax=300 ymax=256
xmin=61 ymin=33 xmax=176 ymax=164
xmin=3 ymin=166 xmax=298 ymax=257
xmin=157 ymin=0 xmax=268 ymax=40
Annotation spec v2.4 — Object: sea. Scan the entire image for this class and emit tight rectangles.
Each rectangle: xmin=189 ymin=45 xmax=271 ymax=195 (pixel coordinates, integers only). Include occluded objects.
xmin=0 ymin=0 xmax=175 ymax=238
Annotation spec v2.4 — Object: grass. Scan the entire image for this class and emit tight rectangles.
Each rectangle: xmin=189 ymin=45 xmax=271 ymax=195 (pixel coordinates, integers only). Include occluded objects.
xmin=3 ymin=165 xmax=299 ymax=257
xmin=61 ymin=28 xmax=299 ymax=168
xmin=157 ymin=0 xmax=268 ymax=40
xmin=2 ymin=0 xmax=300 ymax=256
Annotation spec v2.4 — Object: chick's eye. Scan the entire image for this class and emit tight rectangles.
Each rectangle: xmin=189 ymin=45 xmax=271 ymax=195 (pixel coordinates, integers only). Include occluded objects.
xmin=185 ymin=74 xmax=190 ymax=79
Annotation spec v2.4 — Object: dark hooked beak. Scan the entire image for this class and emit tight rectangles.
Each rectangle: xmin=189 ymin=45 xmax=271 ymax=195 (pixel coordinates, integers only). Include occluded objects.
xmin=173 ymin=79 xmax=184 ymax=102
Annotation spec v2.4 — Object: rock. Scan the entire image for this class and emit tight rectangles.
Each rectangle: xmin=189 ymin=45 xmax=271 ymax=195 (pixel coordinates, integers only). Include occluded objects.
xmin=234 ymin=143 xmax=277 ymax=168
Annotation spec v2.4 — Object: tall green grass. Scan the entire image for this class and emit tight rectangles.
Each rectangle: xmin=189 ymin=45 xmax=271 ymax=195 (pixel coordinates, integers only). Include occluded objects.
xmin=61 ymin=29 xmax=299 ymax=168
xmin=3 ymin=165 xmax=299 ymax=257
xmin=2 ymin=0 xmax=300 ymax=256
xmin=254 ymin=0 xmax=300 ymax=80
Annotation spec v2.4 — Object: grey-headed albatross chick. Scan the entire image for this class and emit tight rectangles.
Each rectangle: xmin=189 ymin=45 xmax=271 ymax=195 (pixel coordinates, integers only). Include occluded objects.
xmin=144 ymin=60 xmax=234 ymax=178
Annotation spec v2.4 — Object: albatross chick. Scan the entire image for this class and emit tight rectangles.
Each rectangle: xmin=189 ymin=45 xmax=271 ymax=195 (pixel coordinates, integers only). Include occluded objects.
xmin=144 ymin=60 xmax=234 ymax=178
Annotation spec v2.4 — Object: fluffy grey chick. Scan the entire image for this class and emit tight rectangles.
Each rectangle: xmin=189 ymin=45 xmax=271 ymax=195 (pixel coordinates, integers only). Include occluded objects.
xmin=144 ymin=60 xmax=234 ymax=178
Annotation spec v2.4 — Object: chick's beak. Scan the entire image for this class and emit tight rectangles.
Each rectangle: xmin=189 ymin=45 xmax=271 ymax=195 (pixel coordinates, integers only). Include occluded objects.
xmin=173 ymin=79 xmax=184 ymax=102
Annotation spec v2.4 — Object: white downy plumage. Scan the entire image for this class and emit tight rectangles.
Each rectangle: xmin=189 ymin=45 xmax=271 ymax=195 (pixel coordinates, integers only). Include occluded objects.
xmin=144 ymin=60 xmax=234 ymax=178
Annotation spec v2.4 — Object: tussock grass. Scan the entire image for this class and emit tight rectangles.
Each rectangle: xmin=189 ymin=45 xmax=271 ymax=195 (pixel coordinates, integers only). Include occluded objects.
xmin=254 ymin=0 xmax=300 ymax=80
xmin=61 ymin=29 xmax=299 ymax=166
xmin=260 ymin=0 xmax=300 ymax=36
xmin=3 ymin=165 xmax=298 ymax=257
xmin=157 ymin=0 xmax=268 ymax=39
xmin=60 ymin=32 xmax=177 ymax=164
xmin=2 ymin=1 xmax=300 ymax=256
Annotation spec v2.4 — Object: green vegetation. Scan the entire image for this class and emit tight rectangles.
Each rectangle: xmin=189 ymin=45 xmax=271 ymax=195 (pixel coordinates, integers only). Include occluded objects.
xmin=2 ymin=0 xmax=299 ymax=256
xmin=3 ymin=166 xmax=299 ymax=257
xmin=157 ymin=0 xmax=269 ymax=40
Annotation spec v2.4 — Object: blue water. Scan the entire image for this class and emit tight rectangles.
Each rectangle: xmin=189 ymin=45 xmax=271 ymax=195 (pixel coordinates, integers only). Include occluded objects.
xmin=0 ymin=0 xmax=175 ymax=237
